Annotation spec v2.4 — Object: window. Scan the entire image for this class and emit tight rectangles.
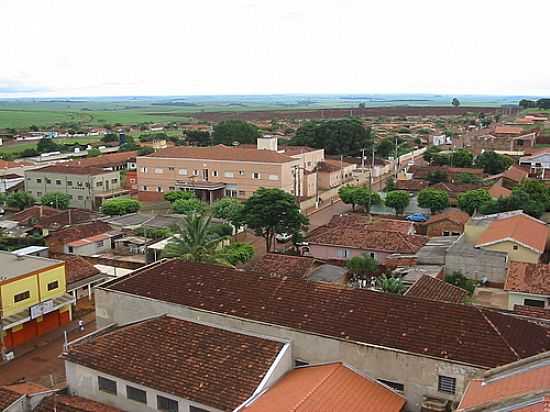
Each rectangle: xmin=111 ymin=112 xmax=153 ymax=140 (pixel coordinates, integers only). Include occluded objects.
xmin=239 ymin=170 xmax=245 ymax=176
xmin=155 ymin=168 xmax=163 ymax=174
xmin=238 ymin=190 xmax=246 ymax=197
xmin=168 ymin=167 xmax=175 ymax=171
xmin=14 ymin=291 xmax=30 ymax=303
xmin=369 ymin=252 xmax=375 ymax=259
xmin=157 ymin=395 xmax=178 ymax=412
xmin=111 ymin=178 xmax=118 ymax=183
xmin=77 ymin=195 xmax=83 ymax=200
xmin=37 ymin=192 xmax=42 ymax=197
xmin=268 ymin=174 xmax=279 ymax=181
xmin=98 ymin=377 xmax=117 ymax=395
xmin=77 ymin=182 xmax=83 ymax=187
xmin=56 ymin=180 xmax=62 ymax=185
xmin=524 ymin=298 xmax=545 ymax=308
xmin=513 ymin=244 xmax=519 ymax=250
xmin=68 ymin=246 xmax=74 ymax=253
xmin=157 ymin=186 xmax=163 ymax=192
xmin=96 ymin=240 xmax=104 ymax=247
xmin=179 ymin=169 xmax=188 ymax=176
xmin=336 ymin=248 xmax=351 ymax=258
xmin=438 ymin=375 xmax=456 ymax=394
xmin=96 ymin=181 xmax=103 ymax=187
xmin=36 ymin=178 xmax=42 ymax=183
xmin=141 ymin=167 xmax=148 ymax=173
xmin=189 ymin=407 xmax=209 ymax=412
xmin=193 ymin=170 xmax=199 ymax=176
xmin=378 ymin=379 xmax=404 ymax=392
xmin=126 ymin=385 xmax=147 ymax=404
xmin=212 ymin=170 xmax=218 ymax=177
xmin=252 ymin=172 xmax=261 ymax=179
xmin=67 ymin=181 xmax=73 ymax=186
xmin=47 ymin=281 xmax=59 ymax=291
xmin=224 ymin=171 xmax=234 ymax=178
xmin=169 ymin=186 xmax=175 ymax=191
xmin=142 ymin=185 xmax=148 ymax=191
xmin=46 ymin=178 xmax=52 ymax=184
xmin=225 ymin=189 xmax=238 ymax=198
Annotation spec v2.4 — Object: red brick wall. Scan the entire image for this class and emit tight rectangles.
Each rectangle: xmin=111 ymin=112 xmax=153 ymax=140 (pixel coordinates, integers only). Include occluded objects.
xmin=426 ymin=220 xmax=464 ymax=237
xmin=137 ymin=191 xmax=164 ymax=202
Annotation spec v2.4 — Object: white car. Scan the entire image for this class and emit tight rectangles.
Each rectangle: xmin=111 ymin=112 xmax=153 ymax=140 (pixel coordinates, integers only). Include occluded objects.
xmin=275 ymin=233 xmax=292 ymax=242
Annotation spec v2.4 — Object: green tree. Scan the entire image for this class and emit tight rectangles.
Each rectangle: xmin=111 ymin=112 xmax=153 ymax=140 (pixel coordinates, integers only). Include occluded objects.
xmin=450 ymin=149 xmax=473 ymax=168
xmin=101 ymin=198 xmax=141 ymax=215
xmin=354 ymin=188 xmax=382 ymax=214
xmin=6 ymin=192 xmax=35 ymax=211
xmin=239 ymin=188 xmax=309 ymax=252
xmin=454 ymin=173 xmax=482 ymax=184
xmin=515 ymin=180 xmax=550 ymax=210
xmin=537 ymin=99 xmax=550 ymax=109
xmin=423 ymin=146 xmax=442 ymax=163
xmin=418 ymin=188 xmax=449 ymax=213
xmin=445 ymin=272 xmax=476 ymax=295
xmin=377 ymin=274 xmax=406 ymax=294
xmin=385 ymin=191 xmax=410 ymax=215
xmin=172 ymin=198 xmax=207 ymax=215
xmin=221 ymin=242 xmax=255 ymax=266
xmin=87 ymin=148 xmax=101 ymax=157
xmin=452 ymin=98 xmax=461 ymax=107
xmin=519 ymin=99 xmax=537 ymax=109
xmin=36 ymin=138 xmax=62 ymax=154
xmin=163 ymin=214 xmax=230 ymax=265
xmin=427 ymin=170 xmax=448 ymax=184
xmin=291 ymin=119 xmax=373 ymax=155
xmin=346 ymin=254 xmax=377 ymax=281
xmin=339 ymin=185 xmax=359 ymax=211
xmin=164 ymin=191 xmax=196 ymax=203
xmin=212 ymin=120 xmax=260 ymax=145
xmin=475 ymin=151 xmax=513 ymax=174
xmin=137 ymin=146 xmax=154 ymax=156
xmin=384 ymin=177 xmax=397 ymax=192
xmin=185 ymin=130 xmax=211 ymax=146
xmin=212 ymin=198 xmax=244 ymax=226
xmin=101 ymin=133 xmax=119 ymax=143
xmin=458 ymin=189 xmax=491 ymax=215
xmin=40 ymin=192 xmax=71 ymax=209
xmin=376 ymin=138 xmax=394 ymax=158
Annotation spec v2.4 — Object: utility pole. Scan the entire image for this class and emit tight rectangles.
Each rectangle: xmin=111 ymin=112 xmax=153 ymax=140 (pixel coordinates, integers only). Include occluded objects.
xmin=395 ymin=135 xmax=399 ymax=179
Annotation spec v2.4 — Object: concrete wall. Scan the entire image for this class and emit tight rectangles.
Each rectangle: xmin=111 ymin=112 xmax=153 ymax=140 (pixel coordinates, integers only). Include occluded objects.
xmin=307 ymin=244 xmax=390 ymax=264
xmin=481 ymin=240 xmax=540 ymax=264
xmin=95 ymin=288 xmax=484 ymax=412
xmin=66 ymin=361 xmax=221 ymax=412
xmin=445 ymin=242 xmax=508 ymax=282
xmin=64 ymin=238 xmax=113 ymax=256
xmin=426 ymin=220 xmax=464 ymax=238
xmin=508 ymin=291 xmax=549 ymax=310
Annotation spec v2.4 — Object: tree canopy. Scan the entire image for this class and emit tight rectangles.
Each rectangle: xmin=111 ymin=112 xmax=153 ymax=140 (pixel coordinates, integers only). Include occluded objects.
xmin=339 ymin=185 xmax=382 ymax=213
xmin=212 ymin=120 xmax=260 ymax=145
xmin=290 ymin=119 xmax=373 ymax=155
xmin=458 ymin=189 xmax=491 ymax=215
xmin=239 ymin=188 xmax=308 ymax=252
xmin=101 ymin=198 xmax=141 ymax=215
xmin=40 ymin=192 xmax=71 ymax=209
xmin=172 ymin=198 xmax=207 ymax=215
xmin=452 ymin=98 xmax=461 ymax=107
xmin=185 ymin=130 xmax=211 ymax=146
xmin=417 ymin=188 xmax=449 ymax=213
xmin=221 ymin=242 xmax=255 ymax=266
xmin=385 ymin=190 xmax=410 ymax=215
xmin=376 ymin=138 xmax=394 ymax=158
xmin=164 ymin=191 xmax=196 ymax=203
xmin=6 ymin=192 xmax=35 ymax=211
xmin=475 ymin=151 xmax=514 ymax=175
xmin=345 ymin=254 xmax=377 ymax=280
xmin=212 ymin=198 xmax=244 ymax=226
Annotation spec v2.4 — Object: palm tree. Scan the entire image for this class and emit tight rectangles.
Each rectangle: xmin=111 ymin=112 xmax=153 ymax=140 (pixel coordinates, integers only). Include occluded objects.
xmin=163 ymin=213 xmax=230 ymax=265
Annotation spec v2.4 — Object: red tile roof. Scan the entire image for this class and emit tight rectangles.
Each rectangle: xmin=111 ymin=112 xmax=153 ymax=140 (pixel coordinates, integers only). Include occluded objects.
xmin=488 ymin=181 xmax=512 ymax=199
xmin=64 ymin=315 xmax=285 ymax=411
xmin=476 ymin=214 xmax=548 ymax=254
xmin=11 ymin=205 xmax=59 ymax=225
xmin=47 ymin=222 xmax=113 ymax=245
xmin=105 ymin=260 xmax=550 ymax=368
xmin=514 ymin=305 xmax=550 ymax=321
xmin=426 ymin=209 xmax=470 ymax=226
xmin=317 ymin=159 xmax=354 ymax=173
xmin=505 ymin=262 xmax=550 ymax=295
xmin=494 ymin=125 xmax=525 ymax=135
xmin=66 ymin=151 xmax=137 ymax=169
xmin=307 ymin=227 xmax=427 ymax=254
xmin=67 ymin=232 xmax=112 ymax=248
xmin=503 ymin=165 xmax=529 ymax=183
xmin=29 ymin=165 xmax=111 ymax=176
xmin=396 ymin=179 xmax=429 ymax=191
xmin=431 ymin=182 xmax=483 ymax=194
xmin=245 ymin=253 xmax=318 ymax=279
xmin=0 ymin=159 xmax=31 ymax=169
xmin=457 ymin=353 xmax=550 ymax=411
xmin=243 ymin=363 xmax=406 ymax=412
xmin=35 ymin=394 xmax=123 ymax=412
xmin=64 ymin=255 xmax=101 ymax=284
xmin=0 ymin=388 xmax=23 ymax=410
xmin=145 ymin=144 xmax=296 ymax=163
xmin=405 ymin=275 xmax=468 ymax=303
xmin=37 ymin=209 xmax=97 ymax=229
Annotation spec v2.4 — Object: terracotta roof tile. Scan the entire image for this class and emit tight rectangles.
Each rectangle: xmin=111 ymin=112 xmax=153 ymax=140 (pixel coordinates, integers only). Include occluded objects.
xmin=488 ymin=181 xmax=512 ymax=199
xmin=29 ymin=165 xmax=110 ymax=176
xmin=105 ymin=260 xmax=550 ymax=368
xmin=64 ymin=255 xmax=101 ymax=284
xmin=514 ymin=305 xmax=550 ymax=321
xmin=476 ymin=214 xmax=548 ymax=254
xmin=505 ymin=262 xmax=550 ymax=295
xmin=243 ymin=363 xmax=406 ymax=412
xmin=458 ymin=353 xmax=550 ymax=411
xmin=317 ymin=159 xmax=354 ymax=173
xmin=66 ymin=151 xmax=137 ymax=169
xmin=495 ymin=125 xmax=525 ymax=135
xmin=47 ymin=221 xmax=113 ymax=245
xmin=35 ymin=394 xmax=123 ymax=412
xmin=0 ymin=387 xmax=23 ymax=410
xmin=396 ymin=179 xmax=429 ymax=191
xmin=37 ymin=209 xmax=98 ymax=229
xmin=426 ymin=209 xmax=470 ymax=226
xmin=431 ymin=182 xmax=483 ymax=193
xmin=405 ymin=275 xmax=468 ymax=303
xmin=12 ymin=205 xmax=59 ymax=225
xmin=64 ymin=315 xmax=285 ymax=411
xmin=245 ymin=253 xmax=318 ymax=279
xmin=3 ymin=382 xmax=49 ymax=395
xmin=503 ymin=165 xmax=529 ymax=183
xmin=145 ymin=144 xmax=296 ymax=163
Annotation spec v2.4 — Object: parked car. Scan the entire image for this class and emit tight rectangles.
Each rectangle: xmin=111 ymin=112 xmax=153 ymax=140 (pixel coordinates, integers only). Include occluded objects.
xmin=406 ymin=212 xmax=428 ymax=222
xmin=275 ymin=232 xmax=292 ymax=242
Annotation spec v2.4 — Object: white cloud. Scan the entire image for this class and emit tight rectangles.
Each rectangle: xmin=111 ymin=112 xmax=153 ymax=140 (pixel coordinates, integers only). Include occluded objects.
xmin=1 ymin=0 xmax=549 ymax=97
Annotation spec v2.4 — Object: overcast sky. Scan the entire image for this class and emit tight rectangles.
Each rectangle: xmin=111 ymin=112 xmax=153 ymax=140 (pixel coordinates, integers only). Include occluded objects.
xmin=1 ymin=0 xmax=549 ymax=97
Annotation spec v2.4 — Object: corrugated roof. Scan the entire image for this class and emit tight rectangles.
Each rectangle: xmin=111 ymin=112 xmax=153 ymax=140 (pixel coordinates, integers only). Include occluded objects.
xmin=243 ymin=363 xmax=406 ymax=412
xmin=104 ymin=260 xmax=550 ymax=368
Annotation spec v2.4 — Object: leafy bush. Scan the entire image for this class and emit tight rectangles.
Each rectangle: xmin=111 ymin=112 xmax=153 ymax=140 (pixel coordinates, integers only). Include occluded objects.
xmin=101 ymin=198 xmax=141 ymax=215
xmin=221 ymin=242 xmax=255 ymax=266
xmin=134 ymin=226 xmax=172 ymax=239
xmin=40 ymin=192 xmax=72 ymax=209
xmin=164 ymin=191 xmax=196 ymax=203
xmin=6 ymin=192 xmax=35 ymax=211
xmin=172 ymin=198 xmax=206 ymax=215
xmin=445 ymin=272 xmax=476 ymax=295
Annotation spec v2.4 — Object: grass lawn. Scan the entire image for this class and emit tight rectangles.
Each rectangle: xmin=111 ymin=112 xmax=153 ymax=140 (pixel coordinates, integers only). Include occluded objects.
xmin=0 ymin=136 xmax=101 ymax=156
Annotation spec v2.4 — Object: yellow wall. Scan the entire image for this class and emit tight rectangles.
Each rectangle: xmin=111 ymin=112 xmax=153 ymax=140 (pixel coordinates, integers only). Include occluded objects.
xmin=481 ymin=240 xmax=540 ymax=264
xmin=464 ymin=221 xmax=487 ymax=243
xmin=0 ymin=264 xmax=66 ymax=318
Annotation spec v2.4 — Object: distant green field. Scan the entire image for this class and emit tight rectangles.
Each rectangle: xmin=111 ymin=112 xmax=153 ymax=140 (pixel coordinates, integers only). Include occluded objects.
xmin=0 ymin=136 xmax=101 ymax=155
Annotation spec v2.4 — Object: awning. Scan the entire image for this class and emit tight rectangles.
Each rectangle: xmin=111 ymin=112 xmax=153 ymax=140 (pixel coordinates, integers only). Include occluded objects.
xmin=1 ymin=294 xmax=76 ymax=330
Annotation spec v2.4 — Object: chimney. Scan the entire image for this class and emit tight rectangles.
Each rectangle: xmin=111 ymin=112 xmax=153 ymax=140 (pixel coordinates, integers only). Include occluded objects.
xmin=257 ymin=135 xmax=278 ymax=151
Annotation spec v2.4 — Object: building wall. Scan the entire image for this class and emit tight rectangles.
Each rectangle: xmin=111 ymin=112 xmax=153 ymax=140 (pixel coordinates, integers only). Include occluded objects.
xmin=481 ymin=241 xmax=540 ymax=264
xmin=426 ymin=220 xmax=464 ymax=237
xmin=65 ymin=238 xmax=113 ymax=256
xmin=291 ymin=149 xmax=325 ymax=171
xmin=136 ymin=156 xmax=300 ymax=200
xmin=508 ymin=291 xmax=549 ymax=310
xmin=25 ymin=170 xmax=121 ymax=209
xmin=95 ymin=289 xmax=483 ymax=412
xmin=307 ymin=244 xmax=390 ymax=264
xmin=65 ymin=362 xmax=222 ymax=412
xmin=445 ymin=245 xmax=508 ymax=282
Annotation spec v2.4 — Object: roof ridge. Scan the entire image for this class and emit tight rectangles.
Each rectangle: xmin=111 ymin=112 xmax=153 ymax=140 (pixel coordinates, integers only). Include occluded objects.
xmin=477 ymin=308 xmax=520 ymax=361
xmin=290 ymin=364 xmax=341 ymax=412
